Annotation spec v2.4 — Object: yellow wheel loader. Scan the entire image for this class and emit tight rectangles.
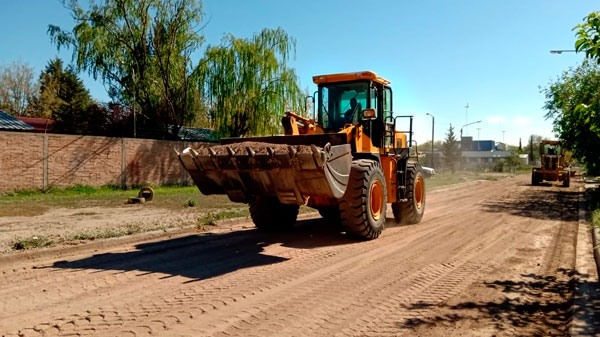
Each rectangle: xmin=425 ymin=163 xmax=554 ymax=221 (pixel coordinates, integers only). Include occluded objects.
xmin=179 ymin=71 xmax=425 ymax=239
xmin=531 ymin=140 xmax=571 ymax=187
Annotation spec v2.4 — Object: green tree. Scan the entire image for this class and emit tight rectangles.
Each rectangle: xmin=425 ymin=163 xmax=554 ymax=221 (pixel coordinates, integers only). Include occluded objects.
xmin=505 ymin=147 xmax=524 ymax=170
xmin=575 ymin=11 xmax=600 ymax=63
xmin=198 ymin=28 xmax=304 ymax=137
xmin=442 ymin=124 xmax=461 ymax=172
xmin=0 ymin=61 xmax=40 ymax=116
xmin=542 ymin=60 xmax=600 ymax=175
xmin=38 ymin=58 xmax=68 ymax=119
xmin=524 ymin=134 xmax=542 ymax=163
xmin=48 ymin=0 xmax=204 ymax=139
xmin=38 ymin=58 xmax=101 ymax=134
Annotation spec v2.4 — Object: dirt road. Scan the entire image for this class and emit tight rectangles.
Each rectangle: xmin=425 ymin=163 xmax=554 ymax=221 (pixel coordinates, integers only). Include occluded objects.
xmin=0 ymin=175 xmax=595 ymax=336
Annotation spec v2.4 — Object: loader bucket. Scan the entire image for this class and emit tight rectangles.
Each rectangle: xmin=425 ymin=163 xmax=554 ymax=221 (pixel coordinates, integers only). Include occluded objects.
xmin=179 ymin=141 xmax=352 ymax=205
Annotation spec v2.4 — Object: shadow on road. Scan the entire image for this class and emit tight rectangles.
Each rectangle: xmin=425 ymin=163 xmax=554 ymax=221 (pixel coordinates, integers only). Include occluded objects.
xmin=51 ymin=218 xmax=356 ymax=282
xmin=395 ymin=269 xmax=600 ymax=335
xmin=481 ymin=189 xmax=579 ymax=221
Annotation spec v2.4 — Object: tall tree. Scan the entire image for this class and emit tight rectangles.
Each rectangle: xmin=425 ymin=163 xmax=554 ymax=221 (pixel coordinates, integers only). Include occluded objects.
xmin=525 ymin=134 xmax=542 ymax=163
xmin=48 ymin=0 xmax=204 ymax=139
xmin=38 ymin=58 xmax=67 ymax=119
xmin=542 ymin=60 xmax=600 ymax=175
xmin=38 ymin=58 xmax=100 ymax=134
xmin=0 ymin=61 xmax=39 ymax=116
xmin=442 ymin=124 xmax=461 ymax=172
xmin=198 ymin=28 xmax=304 ymax=137
xmin=542 ymin=11 xmax=600 ymax=174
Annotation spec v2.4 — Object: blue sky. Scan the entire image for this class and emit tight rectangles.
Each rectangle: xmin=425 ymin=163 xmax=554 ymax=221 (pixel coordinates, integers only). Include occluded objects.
xmin=0 ymin=0 xmax=595 ymax=145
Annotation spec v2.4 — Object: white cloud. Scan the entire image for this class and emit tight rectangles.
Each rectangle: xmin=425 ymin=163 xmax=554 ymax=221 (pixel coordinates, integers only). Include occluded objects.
xmin=487 ymin=115 xmax=506 ymax=124
xmin=512 ymin=116 xmax=531 ymax=126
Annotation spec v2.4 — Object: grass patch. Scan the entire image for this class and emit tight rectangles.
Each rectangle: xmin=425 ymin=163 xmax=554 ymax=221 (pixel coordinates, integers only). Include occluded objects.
xmin=196 ymin=209 xmax=250 ymax=230
xmin=66 ymin=224 xmax=145 ymax=241
xmin=11 ymin=236 xmax=54 ymax=250
xmin=0 ymin=184 xmax=235 ymax=217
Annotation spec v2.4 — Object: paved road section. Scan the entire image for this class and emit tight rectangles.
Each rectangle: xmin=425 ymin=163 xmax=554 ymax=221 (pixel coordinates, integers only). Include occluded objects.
xmin=0 ymin=176 xmax=592 ymax=336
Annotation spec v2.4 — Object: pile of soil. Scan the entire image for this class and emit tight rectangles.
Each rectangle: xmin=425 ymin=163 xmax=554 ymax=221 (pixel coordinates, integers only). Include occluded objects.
xmin=196 ymin=141 xmax=315 ymax=156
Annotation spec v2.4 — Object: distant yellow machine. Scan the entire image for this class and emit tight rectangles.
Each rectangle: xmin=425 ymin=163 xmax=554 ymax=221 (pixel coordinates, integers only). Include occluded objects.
xmin=531 ymin=140 xmax=570 ymax=187
xmin=180 ymin=71 xmax=425 ymax=239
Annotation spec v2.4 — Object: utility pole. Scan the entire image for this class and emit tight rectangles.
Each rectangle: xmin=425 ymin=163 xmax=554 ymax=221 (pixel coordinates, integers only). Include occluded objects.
xmin=502 ymin=130 xmax=506 ymax=144
xmin=464 ymin=103 xmax=469 ymax=135
xmin=476 ymin=127 xmax=481 ymax=140
xmin=426 ymin=113 xmax=435 ymax=168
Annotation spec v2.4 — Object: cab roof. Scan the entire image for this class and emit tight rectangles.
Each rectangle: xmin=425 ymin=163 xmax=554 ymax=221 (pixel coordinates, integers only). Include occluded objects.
xmin=312 ymin=71 xmax=391 ymax=86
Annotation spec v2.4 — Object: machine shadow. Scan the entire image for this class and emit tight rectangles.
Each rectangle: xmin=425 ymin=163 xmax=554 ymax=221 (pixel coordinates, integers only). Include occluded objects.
xmin=481 ymin=188 xmax=579 ymax=221
xmin=51 ymin=218 xmax=357 ymax=282
xmin=394 ymin=269 xmax=600 ymax=335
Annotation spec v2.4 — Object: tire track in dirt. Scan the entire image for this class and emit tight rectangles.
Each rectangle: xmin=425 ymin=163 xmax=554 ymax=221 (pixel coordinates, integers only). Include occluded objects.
xmin=0 ymin=176 xmax=581 ymax=337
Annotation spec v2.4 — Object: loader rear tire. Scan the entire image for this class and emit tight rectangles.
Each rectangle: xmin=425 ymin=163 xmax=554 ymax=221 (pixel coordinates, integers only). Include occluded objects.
xmin=249 ymin=197 xmax=299 ymax=232
xmin=339 ymin=159 xmax=387 ymax=240
xmin=318 ymin=206 xmax=341 ymax=225
xmin=392 ymin=163 xmax=425 ymax=224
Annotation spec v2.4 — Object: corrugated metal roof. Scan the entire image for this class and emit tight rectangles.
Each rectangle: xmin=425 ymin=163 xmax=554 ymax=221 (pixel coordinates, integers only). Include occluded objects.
xmin=177 ymin=126 xmax=218 ymax=142
xmin=0 ymin=110 xmax=34 ymax=131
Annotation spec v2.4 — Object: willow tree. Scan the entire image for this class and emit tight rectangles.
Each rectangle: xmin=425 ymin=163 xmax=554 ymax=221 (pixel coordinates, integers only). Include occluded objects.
xmin=0 ymin=61 xmax=39 ymax=117
xmin=199 ymin=28 xmax=304 ymax=137
xmin=48 ymin=0 xmax=204 ymax=139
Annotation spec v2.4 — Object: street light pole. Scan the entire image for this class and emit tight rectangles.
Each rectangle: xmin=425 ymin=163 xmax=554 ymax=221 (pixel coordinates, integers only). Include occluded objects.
xmin=549 ymin=50 xmax=577 ymax=54
xmin=460 ymin=120 xmax=482 ymax=148
xmin=426 ymin=113 xmax=435 ymax=168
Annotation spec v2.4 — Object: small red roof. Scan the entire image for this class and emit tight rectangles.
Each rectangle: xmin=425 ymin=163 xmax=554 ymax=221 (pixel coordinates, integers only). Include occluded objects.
xmin=18 ymin=117 xmax=54 ymax=133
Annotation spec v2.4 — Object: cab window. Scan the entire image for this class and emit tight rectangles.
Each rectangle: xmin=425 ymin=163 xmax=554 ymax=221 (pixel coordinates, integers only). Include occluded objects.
xmin=383 ymin=87 xmax=392 ymax=121
xmin=318 ymin=81 xmax=368 ymax=130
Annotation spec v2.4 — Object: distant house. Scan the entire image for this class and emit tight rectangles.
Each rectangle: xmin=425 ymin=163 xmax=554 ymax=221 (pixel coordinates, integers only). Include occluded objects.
xmin=461 ymin=136 xmax=511 ymax=169
xmin=17 ymin=117 xmax=54 ymax=133
xmin=0 ymin=110 xmax=34 ymax=132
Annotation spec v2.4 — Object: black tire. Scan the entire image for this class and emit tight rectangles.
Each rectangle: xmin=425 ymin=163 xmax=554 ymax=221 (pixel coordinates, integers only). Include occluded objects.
xmin=563 ymin=172 xmax=570 ymax=187
xmin=339 ymin=159 xmax=387 ymax=240
xmin=531 ymin=170 xmax=540 ymax=186
xmin=249 ymin=197 xmax=299 ymax=231
xmin=392 ymin=163 xmax=425 ymax=224
xmin=318 ymin=206 xmax=341 ymax=225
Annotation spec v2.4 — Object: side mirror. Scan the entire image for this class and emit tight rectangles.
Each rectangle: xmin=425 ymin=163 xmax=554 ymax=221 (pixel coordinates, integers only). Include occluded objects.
xmin=362 ymin=108 xmax=376 ymax=120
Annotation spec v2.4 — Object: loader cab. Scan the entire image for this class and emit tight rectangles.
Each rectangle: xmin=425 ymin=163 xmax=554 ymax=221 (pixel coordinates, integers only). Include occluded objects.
xmin=314 ymin=71 xmax=393 ymax=149
xmin=541 ymin=142 xmax=561 ymax=156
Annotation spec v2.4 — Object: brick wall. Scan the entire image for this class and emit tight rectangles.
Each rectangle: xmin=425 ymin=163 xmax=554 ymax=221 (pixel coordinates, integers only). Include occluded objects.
xmin=0 ymin=131 xmax=208 ymax=192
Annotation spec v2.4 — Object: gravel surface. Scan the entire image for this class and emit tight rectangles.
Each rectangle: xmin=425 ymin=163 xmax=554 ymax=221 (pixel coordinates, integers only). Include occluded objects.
xmin=0 ymin=175 xmax=591 ymax=336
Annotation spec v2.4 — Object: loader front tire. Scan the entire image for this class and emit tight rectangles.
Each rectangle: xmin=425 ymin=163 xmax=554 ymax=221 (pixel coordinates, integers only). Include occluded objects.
xmin=562 ymin=172 xmax=570 ymax=187
xmin=392 ymin=163 xmax=425 ymax=224
xmin=249 ymin=197 xmax=299 ymax=232
xmin=532 ymin=169 xmax=541 ymax=186
xmin=339 ymin=159 xmax=387 ymax=240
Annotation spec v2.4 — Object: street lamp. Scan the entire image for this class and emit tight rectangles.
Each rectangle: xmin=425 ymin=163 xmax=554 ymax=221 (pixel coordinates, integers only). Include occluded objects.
xmin=550 ymin=50 xmax=577 ymax=54
xmin=460 ymin=120 xmax=482 ymax=141
xmin=426 ymin=113 xmax=435 ymax=168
